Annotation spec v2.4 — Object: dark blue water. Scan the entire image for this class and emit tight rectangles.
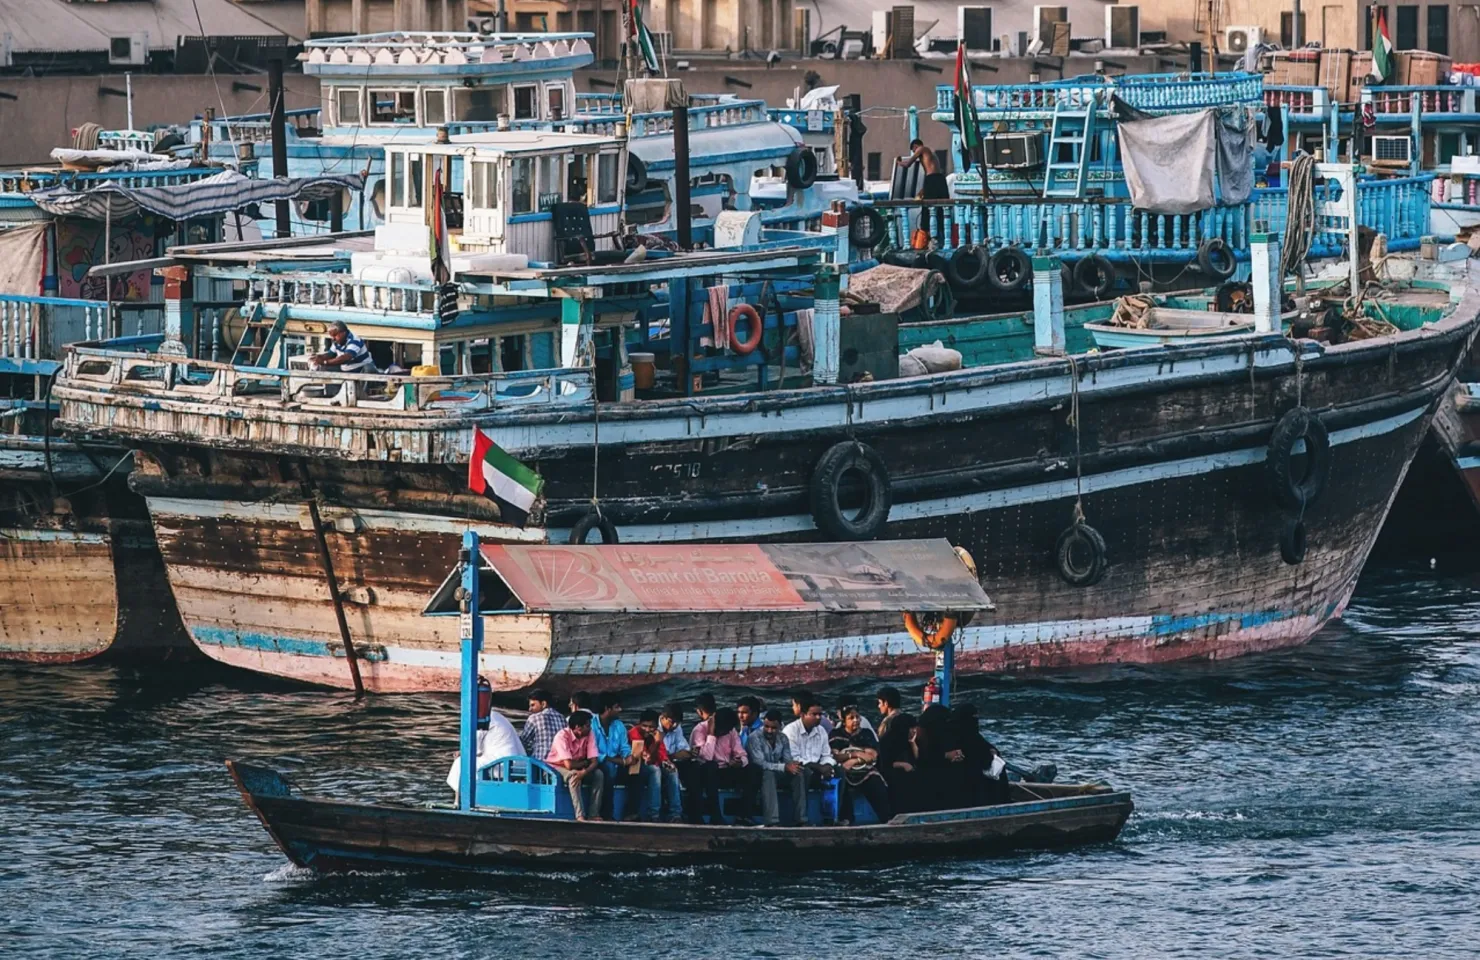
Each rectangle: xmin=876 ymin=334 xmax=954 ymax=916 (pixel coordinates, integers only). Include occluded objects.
xmin=3 ymin=560 xmax=1478 ymax=958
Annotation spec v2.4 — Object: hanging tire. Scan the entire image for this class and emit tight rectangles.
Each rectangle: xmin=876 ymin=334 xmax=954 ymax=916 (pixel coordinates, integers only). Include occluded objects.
xmin=1280 ymin=518 xmax=1308 ymax=565
xmin=1073 ymin=254 xmax=1116 ymax=300
xmin=1267 ymin=406 xmax=1331 ymax=511
xmin=1055 ymin=522 xmax=1108 ymax=587
xmin=568 ymin=511 xmax=619 ymax=544
xmin=626 ymin=154 xmax=648 ymax=194
xmin=918 ymin=271 xmax=954 ymax=322
xmin=1060 ymin=261 xmax=1080 ymax=301
xmin=1196 ymin=238 xmax=1237 ymax=280
xmin=849 ymin=206 xmax=887 ymax=250
xmin=809 ymin=441 xmax=892 ymax=540
xmin=987 ymin=247 xmax=1033 ymax=292
xmin=947 ymin=244 xmax=991 ymax=292
xmin=785 ymin=147 xmax=818 ymax=189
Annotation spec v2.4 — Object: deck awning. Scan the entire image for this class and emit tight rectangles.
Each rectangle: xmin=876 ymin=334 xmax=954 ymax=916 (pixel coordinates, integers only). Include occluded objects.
xmin=425 ymin=539 xmax=993 ymax=616
xmin=27 ymin=170 xmax=365 ymax=222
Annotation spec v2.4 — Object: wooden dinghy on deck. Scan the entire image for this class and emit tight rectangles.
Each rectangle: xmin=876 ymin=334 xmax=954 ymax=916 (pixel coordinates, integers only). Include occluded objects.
xmin=226 ymin=760 xmax=1133 ymax=872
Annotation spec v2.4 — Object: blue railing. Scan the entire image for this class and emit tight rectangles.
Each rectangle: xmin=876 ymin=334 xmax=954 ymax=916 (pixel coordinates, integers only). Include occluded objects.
xmin=769 ymin=107 xmax=836 ymax=134
xmin=936 ymin=71 xmax=1263 ymax=118
xmin=1250 ymin=174 xmax=1433 ymax=256
xmin=0 ymin=295 xmax=167 ymax=364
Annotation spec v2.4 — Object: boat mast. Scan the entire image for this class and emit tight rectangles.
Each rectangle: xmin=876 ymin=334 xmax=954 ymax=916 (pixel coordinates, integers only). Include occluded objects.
xmin=458 ymin=529 xmax=483 ymax=810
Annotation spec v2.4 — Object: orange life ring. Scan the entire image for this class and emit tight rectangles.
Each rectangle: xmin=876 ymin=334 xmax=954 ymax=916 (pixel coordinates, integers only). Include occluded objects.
xmin=904 ymin=612 xmax=957 ymax=650
xmin=729 ymin=303 xmax=763 ymax=354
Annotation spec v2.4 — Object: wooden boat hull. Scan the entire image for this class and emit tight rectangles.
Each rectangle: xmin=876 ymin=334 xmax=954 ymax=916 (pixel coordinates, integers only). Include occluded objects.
xmin=227 ymin=760 xmax=1133 ymax=872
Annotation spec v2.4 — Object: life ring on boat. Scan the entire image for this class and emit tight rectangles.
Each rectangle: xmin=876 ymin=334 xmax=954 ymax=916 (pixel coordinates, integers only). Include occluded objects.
xmin=849 ymin=205 xmax=887 ymax=251
xmin=987 ymin=246 xmax=1033 ymax=292
xmin=905 ymin=611 xmax=957 ymax=650
xmin=626 ymin=154 xmax=648 ymax=194
xmin=728 ymin=303 xmax=764 ymax=354
xmin=947 ymin=244 xmax=991 ymax=292
xmin=785 ymin=147 xmax=819 ymax=189
xmin=568 ymin=511 xmax=619 ymax=544
xmin=809 ymin=440 xmax=892 ymax=540
xmin=1196 ymin=238 xmax=1237 ymax=281
xmin=1073 ymin=254 xmax=1117 ymax=301
xmin=1055 ymin=522 xmax=1108 ymax=587
xmin=1267 ymin=406 xmax=1331 ymax=510
xmin=1280 ymin=517 xmax=1308 ymax=565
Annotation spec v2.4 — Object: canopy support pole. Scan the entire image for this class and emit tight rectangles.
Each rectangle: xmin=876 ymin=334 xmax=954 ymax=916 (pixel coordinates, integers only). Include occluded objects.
xmin=458 ymin=529 xmax=482 ymax=811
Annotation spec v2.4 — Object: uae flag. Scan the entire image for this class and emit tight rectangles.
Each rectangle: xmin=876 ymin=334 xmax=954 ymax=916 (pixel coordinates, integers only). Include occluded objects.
xmin=954 ymin=44 xmax=982 ymax=172
xmin=428 ymin=166 xmax=451 ymax=283
xmin=630 ymin=0 xmax=661 ymax=74
xmin=1370 ymin=7 xmax=1393 ymax=83
xmin=467 ymin=428 xmax=544 ymax=527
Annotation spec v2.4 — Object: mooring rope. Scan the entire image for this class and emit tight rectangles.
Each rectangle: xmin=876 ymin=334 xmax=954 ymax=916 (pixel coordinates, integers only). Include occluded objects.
xmin=1067 ymin=354 xmax=1086 ymax=525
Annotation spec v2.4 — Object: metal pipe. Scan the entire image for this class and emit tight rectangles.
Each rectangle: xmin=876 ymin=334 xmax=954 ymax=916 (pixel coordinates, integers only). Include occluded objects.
xmin=672 ymin=96 xmax=692 ymax=249
xmin=268 ymin=56 xmax=291 ymax=239
xmin=304 ymin=485 xmax=364 ymax=697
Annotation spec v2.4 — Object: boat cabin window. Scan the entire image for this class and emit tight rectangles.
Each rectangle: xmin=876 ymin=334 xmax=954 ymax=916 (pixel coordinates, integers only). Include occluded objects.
xmin=389 ymin=152 xmax=404 ymax=207
xmin=407 ymin=153 xmax=424 ymax=207
xmin=567 ymin=154 xmax=588 ymax=203
xmin=596 ymin=152 xmax=620 ymax=204
xmin=370 ymin=89 xmax=417 ymax=125
xmin=469 ymin=160 xmax=499 ymax=210
xmin=335 ymin=87 xmax=362 ymax=125
xmin=513 ymin=84 xmax=539 ymax=121
xmin=546 ymin=83 xmax=566 ymax=122
xmin=538 ymin=155 xmax=562 ymax=208
xmin=454 ymin=86 xmax=504 ymax=122
xmin=424 ymin=89 xmax=448 ymax=126
xmin=511 ymin=157 xmax=534 ymax=213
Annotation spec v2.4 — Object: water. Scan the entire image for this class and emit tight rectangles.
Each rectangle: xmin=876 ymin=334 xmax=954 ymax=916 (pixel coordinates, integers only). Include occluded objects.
xmin=3 ymin=561 xmax=1478 ymax=959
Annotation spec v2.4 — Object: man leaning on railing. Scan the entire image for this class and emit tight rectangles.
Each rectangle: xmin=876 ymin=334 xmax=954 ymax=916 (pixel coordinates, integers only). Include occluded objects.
xmin=309 ymin=321 xmax=376 ymax=374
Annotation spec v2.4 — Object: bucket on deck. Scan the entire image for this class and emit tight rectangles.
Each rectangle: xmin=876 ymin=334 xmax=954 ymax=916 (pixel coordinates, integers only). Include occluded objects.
xmin=411 ymin=364 xmax=440 ymax=377
xmin=630 ymin=352 xmax=656 ymax=390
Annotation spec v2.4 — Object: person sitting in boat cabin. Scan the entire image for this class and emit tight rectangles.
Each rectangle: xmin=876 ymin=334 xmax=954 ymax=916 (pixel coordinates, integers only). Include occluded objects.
xmin=783 ymin=697 xmax=837 ymax=800
xmin=594 ymin=693 xmax=661 ymax=821
xmin=900 ymin=139 xmax=949 ymax=200
xmin=546 ymin=712 xmax=605 ymax=821
xmin=694 ymin=706 xmax=757 ymax=825
xmin=790 ymin=691 xmax=834 ymax=734
xmin=830 ymin=706 xmax=893 ymax=825
xmin=310 ymin=321 xmax=376 ymax=374
xmin=876 ymin=686 xmax=905 ymax=739
xmin=659 ymin=703 xmax=697 ymax=823
xmin=736 ymin=696 xmax=764 ymax=749
xmin=747 ymin=709 xmax=808 ymax=826
xmin=445 ymin=699 xmax=526 ymax=804
xmin=519 ymin=688 xmax=566 ymax=762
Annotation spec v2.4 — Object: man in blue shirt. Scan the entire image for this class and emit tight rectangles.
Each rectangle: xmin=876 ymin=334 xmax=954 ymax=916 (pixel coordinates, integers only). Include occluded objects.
xmin=311 ymin=321 xmax=376 ymax=373
xmin=595 ymin=693 xmax=660 ymax=821
xmin=736 ymin=696 xmax=764 ymax=749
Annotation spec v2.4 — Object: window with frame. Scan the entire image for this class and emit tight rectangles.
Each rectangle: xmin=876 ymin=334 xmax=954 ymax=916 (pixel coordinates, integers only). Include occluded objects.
xmin=424 ymin=89 xmax=448 ymax=126
xmin=1279 ymin=12 xmax=1307 ymax=47
xmin=567 ymin=154 xmax=589 ymax=203
xmin=389 ymin=152 xmax=405 ymax=207
xmin=538 ymin=155 xmax=562 ymax=207
xmin=335 ymin=87 xmax=361 ymax=125
xmin=1395 ymin=5 xmax=1418 ymax=48
xmin=369 ymin=89 xmax=417 ymax=124
xmin=453 ymin=86 xmax=505 ymax=122
xmin=511 ymin=157 xmax=534 ymax=213
xmin=1428 ymin=5 xmax=1448 ymax=55
xmin=470 ymin=161 xmax=499 ymax=209
xmin=407 ymin=153 xmax=424 ymax=208
xmin=547 ymin=84 xmax=566 ymax=122
xmin=866 ymin=152 xmax=881 ymax=181
xmin=596 ymin=152 xmax=619 ymax=203
xmin=513 ymin=85 xmax=539 ymax=120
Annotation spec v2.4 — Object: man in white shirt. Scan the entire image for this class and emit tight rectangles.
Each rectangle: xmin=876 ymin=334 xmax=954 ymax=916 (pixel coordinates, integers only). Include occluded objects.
xmin=447 ymin=708 xmax=526 ymax=802
xmin=782 ymin=697 xmax=835 ymax=778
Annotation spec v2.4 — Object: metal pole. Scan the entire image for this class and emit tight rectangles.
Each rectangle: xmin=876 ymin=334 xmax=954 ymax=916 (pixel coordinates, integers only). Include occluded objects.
xmin=935 ymin=641 xmax=954 ymax=708
xmin=1292 ymin=0 xmax=1303 ymax=48
xmin=125 ymin=72 xmax=133 ymax=130
xmin=496 ymin=0 xmax=508 ymax=32
xmin=330 ymin=189 xmax=344 ymax=233
xmin=458 ymin=529 xmax=482 ymax=810
xmin=304 ymin=488 xmax=365 ymax=697
xmin=268 ymin=56 xmax=292 ymax=239
xmin=672 ymin=95 xmax=692 ymax=249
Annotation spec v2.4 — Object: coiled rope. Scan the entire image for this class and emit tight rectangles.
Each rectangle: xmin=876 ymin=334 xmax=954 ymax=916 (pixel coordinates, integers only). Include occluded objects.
xmin=1279 ymin=153 xmax=1316 ymax=282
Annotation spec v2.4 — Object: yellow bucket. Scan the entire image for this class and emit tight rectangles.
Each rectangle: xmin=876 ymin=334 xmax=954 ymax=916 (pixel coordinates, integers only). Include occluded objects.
xmin=411 ymin=364 xmax=441 ymax=377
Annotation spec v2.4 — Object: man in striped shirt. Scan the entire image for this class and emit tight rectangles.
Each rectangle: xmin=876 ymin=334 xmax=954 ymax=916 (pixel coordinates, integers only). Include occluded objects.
xmin=311 ymin=321 xmax=376 ymax=373
xmin=519 ymin=688 xmax=566 ymax=762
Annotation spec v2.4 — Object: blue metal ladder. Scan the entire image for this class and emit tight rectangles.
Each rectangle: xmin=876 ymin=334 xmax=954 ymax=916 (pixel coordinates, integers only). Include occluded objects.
xmin=1042 ymin=93 xmax=1098 ymax=198
xmin=228 ymin=300 xmax=286 ymax=368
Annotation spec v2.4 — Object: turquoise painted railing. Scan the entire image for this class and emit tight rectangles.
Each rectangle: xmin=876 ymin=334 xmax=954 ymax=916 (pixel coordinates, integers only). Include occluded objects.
xmin=1249 ymin=175 xmax=1433 ymax=256
xmin=0 ymin=295 xmax=118 ymax=362
xmin=935 ymin=72 xmax=1263 ymax=118
xmin=0 ymin=166 xmax=224 ymax=195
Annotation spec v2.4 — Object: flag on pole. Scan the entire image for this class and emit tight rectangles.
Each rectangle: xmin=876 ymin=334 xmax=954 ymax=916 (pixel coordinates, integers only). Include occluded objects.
xmin=953 ymin=44 xmax=982 ymax=172
xmin=630 ymin=0 xmax=661 ymax=75
xmin=1370 ymin=6 xmax=1393 ymax=84
xmin=428 ymin=166 xmax=451 ymax=283
xmin=467 ymin=428 xmax=544 ymax=527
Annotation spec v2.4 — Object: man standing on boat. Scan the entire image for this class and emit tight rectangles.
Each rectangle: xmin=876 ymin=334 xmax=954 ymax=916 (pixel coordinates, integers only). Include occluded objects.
xmin=310 ymin=321 xmax=376 ymax=373
xmin=901 ymin=139 xmax=949 ymax=200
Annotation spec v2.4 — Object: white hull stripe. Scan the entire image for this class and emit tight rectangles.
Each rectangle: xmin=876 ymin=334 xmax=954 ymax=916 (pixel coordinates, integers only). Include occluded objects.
xmin=0 ymin=528 xmax=110 ymax=545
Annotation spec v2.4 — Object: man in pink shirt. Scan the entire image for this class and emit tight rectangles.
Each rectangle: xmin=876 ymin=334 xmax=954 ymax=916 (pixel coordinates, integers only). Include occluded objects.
xmin=546 ymin=712 xmax=606 ymax=821
xmin=695 ymin=706 xmax=760 ymax=824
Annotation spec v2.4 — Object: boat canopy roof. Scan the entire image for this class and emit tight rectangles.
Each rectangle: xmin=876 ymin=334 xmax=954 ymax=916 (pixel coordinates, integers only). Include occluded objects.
xmin=627 ymin=121 xmax=802 ymax=169
xmin=424 ymin=539 xmax=994 ymax=616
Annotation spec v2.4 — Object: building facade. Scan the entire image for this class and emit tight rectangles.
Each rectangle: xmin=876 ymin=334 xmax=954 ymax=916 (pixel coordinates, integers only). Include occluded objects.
xmin=307 ymin=0 xmax=467 ymax=37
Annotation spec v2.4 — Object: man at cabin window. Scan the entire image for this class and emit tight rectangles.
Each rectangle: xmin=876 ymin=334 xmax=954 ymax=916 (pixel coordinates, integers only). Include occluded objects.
xmin=547 ymin=712 xmax=606 ymax=821
xmin=311 ymin=321 xmax=376 ymax=373
xmin=520 ymin=688 xmax=566 ymax=761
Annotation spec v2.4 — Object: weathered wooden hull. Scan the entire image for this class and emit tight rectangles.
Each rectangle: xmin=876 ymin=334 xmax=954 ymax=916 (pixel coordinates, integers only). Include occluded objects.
xmin=0 ymin=439 xmax=193 ymax=663
xmin=227 ymin=761 xmax=1133 ymax=872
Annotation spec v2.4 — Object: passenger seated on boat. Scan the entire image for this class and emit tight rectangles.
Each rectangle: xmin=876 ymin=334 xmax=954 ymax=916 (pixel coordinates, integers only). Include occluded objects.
xmin=658 ymin=703 xmax=696 ymax=823
xmin=519 ymin=688 xmax=566 ymax=762
xmin=688 ymin=692 xmax=718 ymax=754
xmin=746 ymin=709 xmax=807 ymax=827
xmin=830 ymin=707 xmax=893 ymax=826
xmin=594 ymin=693 xmax=661 ymax=822
xmin=948 ymin=704 xmax=1011 ymax=807
xmin=876 ymin=710 xmax=920 ymax=814
xmin=835 ymin=702 xmax=875 ymax=735
xmin=569 ymin=690 xmax=597 ymax=723
xmin=735 ymin=696 xmax=764 ymax=749
xmin=629 ymin=710 xmax=674 ymax=823
xmin=790 ymin=691 xmax=833 ymax=734
xmin=310 ymin=321 xmax=376 ymax=374
xmin=445 ymin=701 xmax=525 ymax=803
xmin=546 ymin=712 xmax=605 ymax=822
xmin=694 ymin=707 xmax=757 ymax=825
xmin=876 ymin=687 xmax=905 ymax=739
xmin=783 ymin=698 xmax=837 ymax=818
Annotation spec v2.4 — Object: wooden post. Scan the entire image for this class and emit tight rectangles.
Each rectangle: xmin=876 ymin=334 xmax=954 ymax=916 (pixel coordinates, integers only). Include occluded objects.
xmin=458 ymin=529 xmax=482 ymax=810
xmin=673 ymin=96 xmax=692 ymax=249
xmin=1032 ymin=254 xmax=1065 ymax=355
xmin=1251 ymin=231 xmax=1282 ymax=334
xmin=304 ymin=487 xmax=364 ymax=697
xmin=268 ymin=56 xmax=292 ymax=239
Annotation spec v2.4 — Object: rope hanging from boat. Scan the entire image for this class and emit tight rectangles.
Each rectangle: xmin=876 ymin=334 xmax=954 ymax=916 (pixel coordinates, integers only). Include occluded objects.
xmin=1279 ymin=153 xmax=1316 ymax=283
xmin=1066 ymin=354 xmax=1086 ymax=525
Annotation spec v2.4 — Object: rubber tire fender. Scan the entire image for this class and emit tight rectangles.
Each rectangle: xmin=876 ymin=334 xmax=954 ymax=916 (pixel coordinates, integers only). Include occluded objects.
xmin=568 ymin=511 xmax=620 ymax=544
xmin=947 ymin=244 xmax=991 ymax=291
xmin=1196 ymin=238 xmax=1237 ymax=281
xmin=1073 ymin=254 xmax=1117 ymax=300
xmin=1055 ymin=522 xmax=1108 ymax=587
xmin=626 ymin=154 xmax=649 ymax=194
xmin=728 ymin=303 xmax=764 ymax=355
xmin=849 ymin=205 xmax=887 ymax=250
xmin=785 ymin=147 xmax=819 ymax=189
xmin=1267 ymin=406 xmax=1331 ymax=510
xmin=809 ymin=440 xmax=892 ymax=540
xmin=987 ymin=246 xmax=1033 ymax=292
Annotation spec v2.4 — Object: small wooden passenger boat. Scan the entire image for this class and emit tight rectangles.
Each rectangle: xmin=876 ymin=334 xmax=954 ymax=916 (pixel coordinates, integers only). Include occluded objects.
xmin=227 ymin=760 xmax=1132 ymax=872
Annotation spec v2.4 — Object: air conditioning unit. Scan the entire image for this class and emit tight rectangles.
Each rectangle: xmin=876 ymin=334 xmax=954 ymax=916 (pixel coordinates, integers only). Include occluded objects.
xmin=1223 ymin=25 xmax=1263 ymax=54
xmin=1032 ymin=6 xmax=1068 ymax=47
xmin=1371 ymin=135 xmax=1413 ymax=164
xmin=958 ymin=6 xmax=994 ymax=54
xmin=984 ymin=132 xmax=1043 ymax=169
xmin=108 ymin=33 xmax=149 ymax=66
xmin=1105 ymin=6 xmax=1140 ymax=49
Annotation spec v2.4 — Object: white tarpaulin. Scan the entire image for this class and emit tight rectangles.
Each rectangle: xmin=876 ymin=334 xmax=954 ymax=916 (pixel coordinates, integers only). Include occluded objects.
xmin=0 ymin=223 xmax=48 ymax=297
xmin=1118 ymin=109 xmax=1217 ymax=215
xmin=27 ymin=170 xmax=364 ymax=222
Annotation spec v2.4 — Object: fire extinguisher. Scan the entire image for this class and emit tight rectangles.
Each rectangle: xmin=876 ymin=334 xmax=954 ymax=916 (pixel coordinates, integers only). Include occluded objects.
xmin=922 ymin=675 xmax=940 ymax=708
xmin=476 ymin=675 xmax=493 ymax=730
